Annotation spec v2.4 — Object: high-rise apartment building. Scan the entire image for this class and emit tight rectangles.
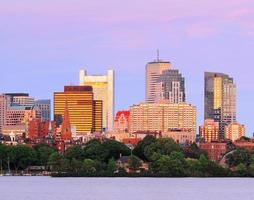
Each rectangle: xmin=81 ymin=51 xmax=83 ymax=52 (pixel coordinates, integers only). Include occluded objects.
xmin=54 ymin=86 xmax=102 ymax=134
xmin=146 ymin=59 xmax=171 ymax=103
xmin=199 ymin=119 xmax=220 ymax=142
xmin=129 ymin=102 xmax=196 ymax=134
xmin=225 ymin=122 xmax=245 ymax=142
xmin=204 ymin=72 xmax=236 ymax=138
xmin=156 ymin=69 xmax=185 ymax=103
xmin=79 ymin=69 xmax=114 ymax=131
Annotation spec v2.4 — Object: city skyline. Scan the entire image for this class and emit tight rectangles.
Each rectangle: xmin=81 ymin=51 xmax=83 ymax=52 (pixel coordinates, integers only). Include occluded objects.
xmin=1 ymin=0 xmax=254 ymax=135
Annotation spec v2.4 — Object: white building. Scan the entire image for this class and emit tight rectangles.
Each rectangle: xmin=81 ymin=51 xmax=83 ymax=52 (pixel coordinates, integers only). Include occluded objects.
xmin=79 ymin=69 xmax=115 ymax=131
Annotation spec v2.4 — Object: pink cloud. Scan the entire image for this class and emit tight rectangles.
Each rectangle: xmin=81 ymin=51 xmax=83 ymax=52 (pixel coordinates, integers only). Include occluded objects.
xmin=185 ymin=23 xmax=218 ymax=38
xmin=228 ymin=8 xmax=254 ymax=19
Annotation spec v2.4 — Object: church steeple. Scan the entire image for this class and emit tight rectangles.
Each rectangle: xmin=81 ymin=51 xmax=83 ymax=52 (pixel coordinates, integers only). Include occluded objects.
xmin=61 ymin=99 xmax=72 ymax=141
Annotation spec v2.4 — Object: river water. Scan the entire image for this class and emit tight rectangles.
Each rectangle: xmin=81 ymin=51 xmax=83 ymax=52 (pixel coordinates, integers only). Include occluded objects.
xmin=0 ymin=177 xmax=253 ymax=200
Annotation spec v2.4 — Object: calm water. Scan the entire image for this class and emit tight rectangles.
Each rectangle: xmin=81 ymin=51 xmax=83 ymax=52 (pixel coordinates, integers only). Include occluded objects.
xmin=0 ymin=177 xmax=253 ymax=200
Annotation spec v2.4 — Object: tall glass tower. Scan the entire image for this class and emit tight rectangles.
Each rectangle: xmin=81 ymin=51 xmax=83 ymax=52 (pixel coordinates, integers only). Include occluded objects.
xmin=204 ymin=72 xmax=236 ymax=139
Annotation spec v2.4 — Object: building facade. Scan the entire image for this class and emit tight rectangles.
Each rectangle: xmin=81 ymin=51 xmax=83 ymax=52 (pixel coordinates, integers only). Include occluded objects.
xmin=129 ymin=102 xmax=196 ymax=134
xmin=12 ymin=96 xmax=35 ymax=106
xmin=35 ymin=100 xmax=51 ymax=121
xmin=156 ymin=69 xmax=185 ymax=103
xmin=54 ymin=86 xmax=102 ymax=135
xmin=199 ymin=119 xmax=220 ymax=142
xmin=145 ymin=59 xmax=171 ymax=103
xmin=224 ymin=122 xmax=245 ymax=142
xmin=79 ymin=69 xmax=114 ymax=131
xmin=204 ymin=72 xmax=236 ymax=138
xmin=114 ymin=111 xmax=130 ymax=132
xmin=0 ymin=95 xmax=11 ymax=134
xmin=163 ymin=129 xmax=196 ymax=144
xmin=199 ymin=142 xmax=228 ymax=162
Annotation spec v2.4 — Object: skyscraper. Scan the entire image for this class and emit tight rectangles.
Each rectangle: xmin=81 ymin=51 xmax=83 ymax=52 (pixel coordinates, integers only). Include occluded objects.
xmin=155 ymin=69 xmax=185 ymax=103
xmin=204 ymin=72 xmax=236 ymax=138
xmin=79 ymin=69 xmax=114 ymax=131
xmin=145 ymin=58 xmax=171 ymax=103
xmin=54 ymin=86 xmax=102 ymax=134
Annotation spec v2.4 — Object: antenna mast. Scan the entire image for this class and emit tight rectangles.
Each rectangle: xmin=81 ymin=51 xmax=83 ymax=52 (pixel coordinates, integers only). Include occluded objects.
xmin=157 ymin=49 xmax=160 ymax=62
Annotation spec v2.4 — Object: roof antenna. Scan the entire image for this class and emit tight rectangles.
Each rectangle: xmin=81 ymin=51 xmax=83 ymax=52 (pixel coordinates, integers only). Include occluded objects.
xmin=157 ymin=49 xmax=160 ymax=62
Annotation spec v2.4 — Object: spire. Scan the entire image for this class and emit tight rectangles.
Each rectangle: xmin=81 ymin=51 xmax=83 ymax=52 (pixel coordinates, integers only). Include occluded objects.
xmin=61 ymin=99 xmax=72 ymax=141
xmin=157 ymin=49 xmax=160 ymax=62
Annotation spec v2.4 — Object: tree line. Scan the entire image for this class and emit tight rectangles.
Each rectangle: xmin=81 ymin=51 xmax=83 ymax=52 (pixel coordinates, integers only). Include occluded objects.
xmin=0 ymin=135 xmax=253 ymax=177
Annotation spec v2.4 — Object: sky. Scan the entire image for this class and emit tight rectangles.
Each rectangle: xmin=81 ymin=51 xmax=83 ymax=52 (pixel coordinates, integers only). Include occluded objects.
xmin=1 ymin=0 xmax=254 ymax=135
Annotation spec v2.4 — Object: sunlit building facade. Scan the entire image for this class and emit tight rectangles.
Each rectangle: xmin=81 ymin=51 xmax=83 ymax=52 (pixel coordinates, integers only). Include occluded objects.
xmin=145 ymin=59 xmax=171 ymax=103
xmin=114 ymin=111 xmax=130 ymax=132
xmin=79 ymin=69 xmax=114 ymax=131
xmin=204 ymin=72 xmax=236 ymax=138
xmin=199 ymin=119 xmax=219 ymax=142
xmin=129 ymin=102 xmax=196 ymax=134
xmin=225 ymin=122 xmax=245 ymax=142
xmin=54 ymin=86 xmax=102 ymax=135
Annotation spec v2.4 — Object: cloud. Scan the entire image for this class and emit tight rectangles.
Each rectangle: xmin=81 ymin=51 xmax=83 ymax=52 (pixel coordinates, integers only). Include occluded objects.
xmin=185 ymin=22 xmax=218 ymax=38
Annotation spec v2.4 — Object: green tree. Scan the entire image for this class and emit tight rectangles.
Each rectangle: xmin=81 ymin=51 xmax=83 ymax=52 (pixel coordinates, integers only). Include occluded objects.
xmin=0 ymin=144 xmax=8 ymax=170
xmin=65 ymin=145 xmax=85 ymax=161
xmin=226 ymin=149 xmax=251 ymax=167
xmin=184 ymin=143 xmax=207 ymax=159
xmin=133 ymin=135 xmax=156 ymax=161
xmin=107 ymin=158 xmax=117 ymax=173
xmin=83 ymin=159 xmax=96 ymax=174
xmin=48 ymin=152 xmax=63 ymax=172
xmin=236 ymin=163 xmax=247 ymax=177
xmin=101 ymin=139 xmax=131 ymax=161
xmin=151 ymin=152 xmax=187 ymax=176
xmin=70 ymin=158 xmax=84 ymax=173
xmin=83 ymin=139 xmax=105 ymax=161
xmin=144 ymin=138 xmax=182 ymax=162
xmin=8 ymin=145 xmax=36 ymax=172
xmin=128 ymin=155 xmax=141 ymax=170
xmin=33 ymin=144 xmax=56 ymax=167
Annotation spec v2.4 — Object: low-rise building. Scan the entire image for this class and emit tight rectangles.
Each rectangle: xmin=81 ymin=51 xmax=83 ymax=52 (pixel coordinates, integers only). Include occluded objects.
xmin=199 ymin=142 xmax=228 ymax=162
xmin=163 ymin=129 xmax=196 ymax=144
xmin=114 ymin=111 xmax=130 ymax=132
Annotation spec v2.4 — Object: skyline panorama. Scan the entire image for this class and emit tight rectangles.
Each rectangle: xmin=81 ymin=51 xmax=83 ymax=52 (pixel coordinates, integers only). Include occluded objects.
xmin=1 ymin=0 xmax=254 ymax=135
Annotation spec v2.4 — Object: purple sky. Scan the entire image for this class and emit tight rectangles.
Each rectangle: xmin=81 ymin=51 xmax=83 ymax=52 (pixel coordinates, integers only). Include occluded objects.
xmin=1 ymin=0 xmax=254 ymax=135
